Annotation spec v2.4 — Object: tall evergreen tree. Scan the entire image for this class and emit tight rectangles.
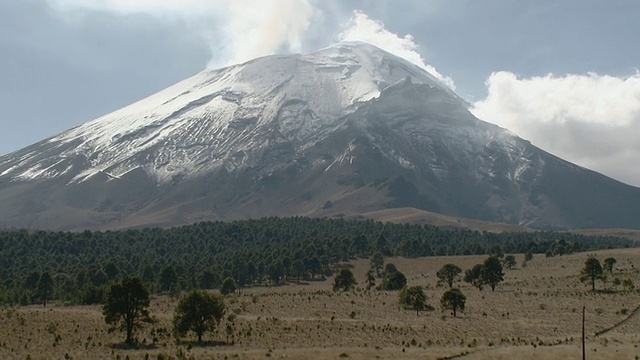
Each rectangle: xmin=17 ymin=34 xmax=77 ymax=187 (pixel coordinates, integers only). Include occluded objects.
xmin=482 ymin=256 xmax=504 ymax=291
xmin=381 ymin=266 xmax=407 ymax=291
xmin=503 ymin=255 xmax=517 ymax=270
xmin=103 ymin=276 xmax=151 ymax=345
xmin=38 ymin=272 xmax=53 ymax=307
xmin=399 ymin=286 xmax=428 ymax=315
xmin=441 ymin=288 xmax=466 ymax=317
xmin=464 ymin=264 xmax=484 ymax=290
xmin=603 ymin=257 xmax=617 ymax=274
xmin=333 ymin=269 xmax=357 ymax=292
xmin=160 ymin=265 xmax=178 ymax=292
xmin=580 ymin=257 xmax=604 ymax=291
xmin=292 ymin=259 xmax=305 ymax=283
xmin=174 ymin=290 xmax=226 ymax=342
xmin=365 ymin=269 xmax=376 ymax=290
xmin=436 ymin=264 xmax=462 ymax=288
xmin=25 ymin=271 xmax=41 ymax=304
xmin=370 ymin=252 xmax=384 ymax=277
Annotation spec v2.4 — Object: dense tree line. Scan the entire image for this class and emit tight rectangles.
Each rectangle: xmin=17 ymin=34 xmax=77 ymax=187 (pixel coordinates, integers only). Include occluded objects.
xmin=0 ymin=217 xmax=634 ymax=305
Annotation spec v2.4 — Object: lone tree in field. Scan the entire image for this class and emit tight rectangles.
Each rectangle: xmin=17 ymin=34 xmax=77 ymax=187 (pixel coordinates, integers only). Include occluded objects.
xmin=464 ymin=264 xmax=484 ymax=290
xmin=503 ymin=255 xmax=517 ymax=270
xmin=580 ymin=257 xmax=604 ymax=291
xmin=399 ymin=286 xmax=428 ymax=315
xmin=441 ymin=288 xmax=466 ymax=317
xmin=437 ymin=264 xmax=462 ymax=288
xmin=103 ymin=276 xmax=151 ymax=345
xmin=603 ymin=257 xmax=617 ymax=274
xmin=174 ymin=290 xmax=226 ymax=343
xmin=482 ymin=256 xmax=504 ymax=291
xmin=333 ymin=268 xmax=357 ymax=292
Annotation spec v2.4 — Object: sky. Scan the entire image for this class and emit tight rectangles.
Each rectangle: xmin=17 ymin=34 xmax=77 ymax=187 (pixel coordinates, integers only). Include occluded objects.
xmin=1 ymin=0 xmax=639 ymax=186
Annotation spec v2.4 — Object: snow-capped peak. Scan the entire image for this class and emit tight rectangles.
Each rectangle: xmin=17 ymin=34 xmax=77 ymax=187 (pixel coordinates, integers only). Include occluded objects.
xmin=3 ymin=42 xmax=640 ymax=232
xmin=1 ymin=42 xmax=453 ymax=185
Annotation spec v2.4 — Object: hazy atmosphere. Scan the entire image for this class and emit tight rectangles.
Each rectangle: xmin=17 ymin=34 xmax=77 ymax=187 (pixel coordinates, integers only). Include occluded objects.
xmin=1 ymin=0 xmax=639 ymax=186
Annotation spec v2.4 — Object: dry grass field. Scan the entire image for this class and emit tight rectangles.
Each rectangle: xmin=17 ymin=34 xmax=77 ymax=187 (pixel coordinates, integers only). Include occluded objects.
xmin=2 ymin=248 xmax=640 ymax=359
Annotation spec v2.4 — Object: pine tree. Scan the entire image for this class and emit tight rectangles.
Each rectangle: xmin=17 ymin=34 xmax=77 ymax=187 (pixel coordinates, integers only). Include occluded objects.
xmin=103 ymin=276 xmax=151 ymax=345
xmin=174 ymin=290 xmax=226 ymax=342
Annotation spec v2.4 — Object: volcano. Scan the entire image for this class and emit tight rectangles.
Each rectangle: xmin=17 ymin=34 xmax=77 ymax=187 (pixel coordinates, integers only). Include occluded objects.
xmin=2 ymin=42 xmax=640 ymax=231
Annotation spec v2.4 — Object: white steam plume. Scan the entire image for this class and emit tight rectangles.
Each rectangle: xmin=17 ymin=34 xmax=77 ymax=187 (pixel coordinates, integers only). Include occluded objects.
xmin=216 ymin=1 xmax=313 ymax=66
xmin=472 ymin=71 xmax=640 ymax=187
xmin=339 ymin=10 xmax=455 ymax=90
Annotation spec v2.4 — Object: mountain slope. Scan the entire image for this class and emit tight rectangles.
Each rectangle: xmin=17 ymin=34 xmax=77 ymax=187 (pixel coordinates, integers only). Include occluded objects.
xmin=1 ymin=42 xmax=640 ymax=231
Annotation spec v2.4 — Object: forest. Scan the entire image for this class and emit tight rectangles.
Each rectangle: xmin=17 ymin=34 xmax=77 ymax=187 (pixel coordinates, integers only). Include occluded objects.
xmin=0 ymin=216 xmax=634 ymax=306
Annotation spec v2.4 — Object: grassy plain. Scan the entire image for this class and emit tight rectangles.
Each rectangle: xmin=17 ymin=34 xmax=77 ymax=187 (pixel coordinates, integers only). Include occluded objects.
xmin=2 ymin=248 xmax=640 ymax=359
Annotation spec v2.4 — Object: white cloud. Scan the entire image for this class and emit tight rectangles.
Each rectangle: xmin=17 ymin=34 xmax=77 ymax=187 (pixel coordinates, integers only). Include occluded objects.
xmin=338 ymin=10 xmax=455 ymax=90
xmin=44 ymin=0 xmax=313 ymax=66
xmin=472 ymin=71 xmax=640 ymax=187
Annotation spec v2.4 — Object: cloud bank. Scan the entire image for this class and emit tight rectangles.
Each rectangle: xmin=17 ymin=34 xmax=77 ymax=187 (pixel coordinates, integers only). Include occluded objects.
xmin=472 ymin=71 xmax=640 ymax=187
